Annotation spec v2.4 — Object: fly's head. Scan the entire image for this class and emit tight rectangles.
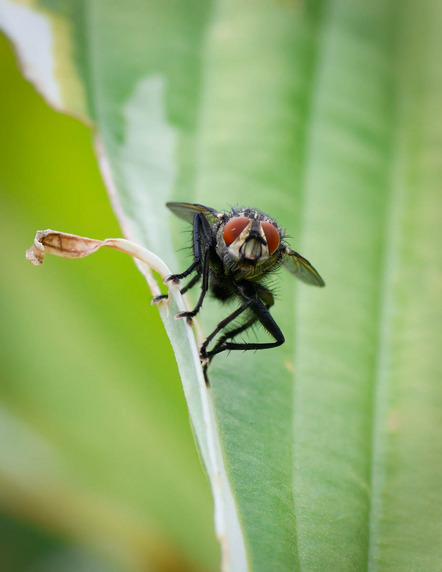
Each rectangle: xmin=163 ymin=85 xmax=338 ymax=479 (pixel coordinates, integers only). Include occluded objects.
xmin=216 ymin=208 xmax=285 ymax=276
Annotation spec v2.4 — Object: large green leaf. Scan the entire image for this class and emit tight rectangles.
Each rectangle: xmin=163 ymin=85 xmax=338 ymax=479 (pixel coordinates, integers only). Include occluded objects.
xmin=1 ymin=0 xmax=441 ymax=570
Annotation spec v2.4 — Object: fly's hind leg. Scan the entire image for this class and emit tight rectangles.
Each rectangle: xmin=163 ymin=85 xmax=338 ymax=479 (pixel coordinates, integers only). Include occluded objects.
xmin=200 ymin=299 xmax=254 ymax=360
xmin=200 ymin=284 xmax=284 ymax=385
xmin=204 ymin=299 xmax=284 ymax=359
xmin=204 ymin=315 xmax=258 ymax=355
xmin=200 ymin=298 xmax=254 ymax=386
xmin=201 ymin=314 xmax=258 ymax=385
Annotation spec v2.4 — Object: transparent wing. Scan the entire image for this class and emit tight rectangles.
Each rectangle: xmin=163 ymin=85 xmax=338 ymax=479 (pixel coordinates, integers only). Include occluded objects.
xmin=283 ymin=248 xmax=325 ymax=287
xmin=166 ymin=202 xmax=223 ymax=225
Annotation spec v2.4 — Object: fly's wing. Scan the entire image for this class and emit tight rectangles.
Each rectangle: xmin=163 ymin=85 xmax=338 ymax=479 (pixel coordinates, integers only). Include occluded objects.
xmin=283 ymin=248 xmax=325 ymax=287
xmin=166 ymin=202 xmax=223 ymax=226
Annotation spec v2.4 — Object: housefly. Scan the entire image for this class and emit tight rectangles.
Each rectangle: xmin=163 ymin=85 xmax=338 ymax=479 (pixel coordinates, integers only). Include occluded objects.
xmin=159 ymin=202 xmax=325 ymax=385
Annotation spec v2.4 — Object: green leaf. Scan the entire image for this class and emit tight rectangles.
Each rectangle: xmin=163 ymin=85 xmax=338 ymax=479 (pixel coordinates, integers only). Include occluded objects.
xmin=2 ymin=0 xmax=442 ymax=570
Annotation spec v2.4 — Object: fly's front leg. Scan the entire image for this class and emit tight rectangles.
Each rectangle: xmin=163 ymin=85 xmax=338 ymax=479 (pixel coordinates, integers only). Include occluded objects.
xmin=152 ymin=264 xmax=201 ymax=304
xmin=154 ymin=212 xmax=211 ymax=305
xmin=174 ymin=212 xmax=213 ymax=322
xmin=167 ymin=211 xmax=208 ymax=283
xmin=165 ymin=260 xmax=198 ymax=286
xmin=175 ymin=242 xmax=210 ymax=323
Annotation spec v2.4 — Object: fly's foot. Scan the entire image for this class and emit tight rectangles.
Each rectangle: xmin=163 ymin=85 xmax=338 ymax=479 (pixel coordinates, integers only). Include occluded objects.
xmin=152 ymin=294 xmax=168 ymax=305
xmin=164 ymin=274 xmax=181 ymax=285
xmin=199 ymin=341 xmax=209 ymax=360
xmin=201 ymin=356 xmax=211 ymax=387
xmin=174 ymin=311 xmax=194 ymax=326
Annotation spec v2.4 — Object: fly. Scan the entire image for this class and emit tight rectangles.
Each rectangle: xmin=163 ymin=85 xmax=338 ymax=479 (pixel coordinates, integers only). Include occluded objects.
xmin=157 ymin=202 xmax=325 ymax=385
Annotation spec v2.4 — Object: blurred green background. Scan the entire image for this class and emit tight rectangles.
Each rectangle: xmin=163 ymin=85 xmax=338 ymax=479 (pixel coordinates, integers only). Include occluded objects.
xmin=0 ymin=33 xmax=219 ymax=571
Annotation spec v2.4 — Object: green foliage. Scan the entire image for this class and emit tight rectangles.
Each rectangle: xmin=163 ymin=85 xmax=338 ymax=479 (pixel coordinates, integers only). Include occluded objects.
xmin=1 ymin=0 xmax=442 ymax=570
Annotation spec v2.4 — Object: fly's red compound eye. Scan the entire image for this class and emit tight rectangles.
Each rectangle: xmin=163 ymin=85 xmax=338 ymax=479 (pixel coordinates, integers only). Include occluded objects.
xmin=261 ymin=221 xmax=280 ymax=254
xmin=223 ymin=217 xmax=250 ymax=246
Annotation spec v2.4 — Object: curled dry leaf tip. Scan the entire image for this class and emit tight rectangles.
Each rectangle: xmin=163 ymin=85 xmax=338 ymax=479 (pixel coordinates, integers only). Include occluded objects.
xmin=26 ymin=230 xmax=104 ymax=266
xmin=25 ymin=229 xmax=172 ymax=299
